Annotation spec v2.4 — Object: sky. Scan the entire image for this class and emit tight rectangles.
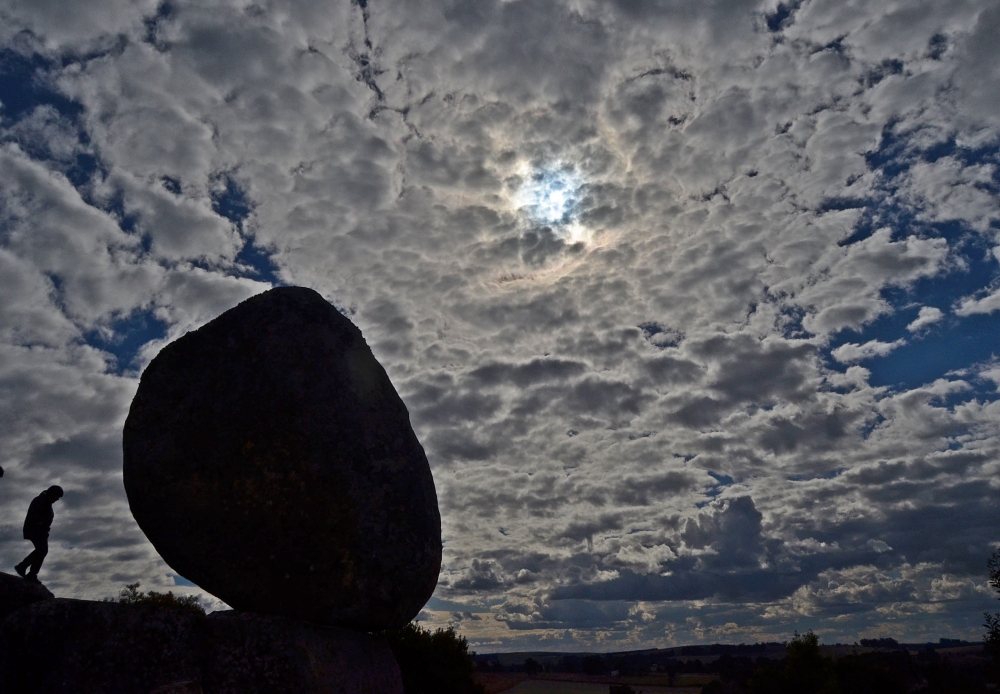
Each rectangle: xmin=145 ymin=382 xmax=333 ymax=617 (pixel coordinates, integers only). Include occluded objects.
xmin=1 ymin=0 xmax=1000 ymax=654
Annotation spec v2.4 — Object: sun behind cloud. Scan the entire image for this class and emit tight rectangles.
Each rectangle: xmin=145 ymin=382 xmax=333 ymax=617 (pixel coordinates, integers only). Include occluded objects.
xmin=515 ymin=166 xmax=580 ymax=225
xmin=509 ymin=162 xmax=591 ymax=244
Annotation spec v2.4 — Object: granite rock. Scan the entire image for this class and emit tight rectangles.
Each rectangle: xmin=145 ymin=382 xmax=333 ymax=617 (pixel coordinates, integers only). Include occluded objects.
xmin=206 ymin=610 xmax=403 ymax=693
xmin=0 ymin=598 xmax=403 ymax=694
xmin=0 ymin=570 xmax=53 ymax=623
xmin=123 ymin=286 xmax=441 ymax=630
xmin=0 ymin=599 xmax=206 ymax=693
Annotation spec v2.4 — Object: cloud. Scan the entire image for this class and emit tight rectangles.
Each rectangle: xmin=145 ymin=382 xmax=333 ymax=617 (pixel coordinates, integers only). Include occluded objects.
xmin=799 ymin=230 xmax=949 ymax=337
xmin=832 ymin=339 xmax=907 ymax=364
xmin=907 ymin=306 xmax=944 ymax=332
xmin=549 ymin=497 xmax=812 ymax=604
xmin=0 ymin=0 xmax=158 ymax=46
xmin=1 ymin=0 xmax=1000 ymax=650
xmin=451 ymin=559 xmax=509 ymax=592
xmin=979 ymin=362 xmax=1000 ymax=391
xmin=951 ymin=2 xmax=1000 ymax=126
xmin=955 ymin=288 xmax=1000 ymax=316
xmin=867 ymin=539 xmax=893 ymax=554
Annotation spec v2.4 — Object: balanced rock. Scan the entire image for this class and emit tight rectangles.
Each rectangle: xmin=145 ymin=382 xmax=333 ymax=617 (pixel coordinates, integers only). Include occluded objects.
xmin=123 ymin=287 xmax=441 ymax=630
xmin=0 ymin=571 xmax=53 ymax=623
xmin=0 ymin=598 xmax=403 ymax=693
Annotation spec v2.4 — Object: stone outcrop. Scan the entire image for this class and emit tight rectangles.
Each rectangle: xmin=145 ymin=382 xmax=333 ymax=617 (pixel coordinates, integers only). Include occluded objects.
xmin=0 ymin=598 xmax=403 ymax=694
xmin=123 ymin=286 xmax=441 ymax=631
xmin=0 ymin=570 xmax=53 ymax=622
xmin=0 ymin=599 xmax=206 ymax=693
xmin=208 ymin=610 xmax=402 ymax=693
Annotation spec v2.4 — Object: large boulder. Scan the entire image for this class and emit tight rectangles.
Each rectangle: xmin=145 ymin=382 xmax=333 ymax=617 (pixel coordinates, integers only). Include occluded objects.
xmin=0 ymin=571 xmax=53 ymax=622
xmin=0 ymin=598 xmax=403 ymax=694
xmin=123 ymin=286 xmax=440 ymax=631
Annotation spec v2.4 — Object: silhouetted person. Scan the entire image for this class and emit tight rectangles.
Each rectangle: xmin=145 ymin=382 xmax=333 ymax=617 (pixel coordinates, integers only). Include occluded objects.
xmin=14 ymin=485 xmax=63 ymax=583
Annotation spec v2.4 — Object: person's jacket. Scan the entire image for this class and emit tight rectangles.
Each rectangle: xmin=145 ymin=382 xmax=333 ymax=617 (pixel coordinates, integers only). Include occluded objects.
xmin=23 ymin=493 xmax=54 ymax=538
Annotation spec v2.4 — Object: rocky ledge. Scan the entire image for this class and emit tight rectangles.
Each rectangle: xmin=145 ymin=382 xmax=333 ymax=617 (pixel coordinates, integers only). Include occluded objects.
xmin=0 ymin=594 xmax=402 ymax=694
xmin=0 ymin=570 xmax=53 ymax=622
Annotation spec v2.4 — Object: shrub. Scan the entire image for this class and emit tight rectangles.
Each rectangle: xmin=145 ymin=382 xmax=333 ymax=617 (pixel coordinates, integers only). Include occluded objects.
xmin=985 ymin=549 xmax=1000 ymax=673
xmin=582 ymin=654 xmax=607 ymax=675
xmin=381 ymin=622 xmax=485 ymax=694
xmin=832 ymin=653 xmax=908 ymax=694
xmin=747 ymin=631 xmax=831 ymax=694
xmin=105 ymin=582 xmax=206 ymax=616
xmin=860 ymin=637 xmax=901 ymax=649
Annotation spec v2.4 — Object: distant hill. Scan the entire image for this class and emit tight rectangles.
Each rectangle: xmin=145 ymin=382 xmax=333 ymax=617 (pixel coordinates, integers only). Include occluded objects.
xmin=476 ymin=638 xmax=982 ymax=671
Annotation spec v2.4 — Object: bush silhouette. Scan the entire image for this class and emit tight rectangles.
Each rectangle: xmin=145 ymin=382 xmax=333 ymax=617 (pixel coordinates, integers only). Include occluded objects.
xmin=741 ymin=634 xmax=989 ymax=693
xmin=748 ymin=631 xmax=831 ymax=694
xmin=582 ymin=654 xmax=606 ymax=675
xmin=985 ymin=549 xmax=1000 ymax=674
xmin=105 ymin=582 xmax=206 ymax=616
xmin=859 ymin=637 xmax=900 ymax=649
xmin=381 ymin=622 xmax=484 ymax=694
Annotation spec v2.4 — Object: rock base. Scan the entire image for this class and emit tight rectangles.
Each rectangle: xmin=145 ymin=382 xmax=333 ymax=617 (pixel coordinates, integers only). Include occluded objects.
xmin=0 ymin=571 xmax=53 ymax=623
xmin=0 ymin=599 xmax=402 ymax=694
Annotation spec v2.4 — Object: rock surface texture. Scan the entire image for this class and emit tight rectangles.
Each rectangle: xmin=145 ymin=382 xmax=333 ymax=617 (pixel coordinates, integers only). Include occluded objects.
xmin=123 ymin=286 xmax=441 ymax=630
xmin=0 ymin=599 xmax=403 ymax=694
xmin=0 ymin=571 xmax=53 ymax=622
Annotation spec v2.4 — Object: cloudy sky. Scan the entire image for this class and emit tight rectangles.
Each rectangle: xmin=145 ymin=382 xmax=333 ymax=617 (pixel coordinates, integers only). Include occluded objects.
xmin=3 ymin=0 xmax=1000 ymax=653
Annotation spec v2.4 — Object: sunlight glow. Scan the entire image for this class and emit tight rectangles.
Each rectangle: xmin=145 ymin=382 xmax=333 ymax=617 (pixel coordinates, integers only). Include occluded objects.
xmin=516 ymin=167 xmax=582 ymax=228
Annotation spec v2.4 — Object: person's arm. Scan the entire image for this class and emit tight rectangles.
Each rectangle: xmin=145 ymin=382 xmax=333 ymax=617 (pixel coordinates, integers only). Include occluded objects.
xmin=24 ymin=497 xmax=43 ymax=533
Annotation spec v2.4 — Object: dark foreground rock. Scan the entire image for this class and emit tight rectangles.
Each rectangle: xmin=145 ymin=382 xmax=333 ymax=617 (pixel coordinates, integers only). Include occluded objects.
xmin=208 ymin=611 xmax=402 ymax=693
xmin=0 ymin=571 xmax=53 ymax=622
xmin=123 ymin=286 xmax=441 ymax=631
xmin=0 ymin=598 xmax=403 ymax=694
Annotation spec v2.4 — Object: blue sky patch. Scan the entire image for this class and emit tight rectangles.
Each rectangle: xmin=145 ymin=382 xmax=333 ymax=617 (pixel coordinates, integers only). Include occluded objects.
xmin=212 ymin=175 xmax=283 ymax=285
xmin=83 ymin=309 xmax=170 ymax=375
xmin=821 ymin=122 xmax=1000 ymax=393
xmin=825 ymin=227 xmax=999 ymax=391
xmin=705 ymin=471 xmax=735 ymax=498
xmin=0 ymin=49 xmax=82 ymax=123
xmin=234 ymin=235 xmax=283 ymax=284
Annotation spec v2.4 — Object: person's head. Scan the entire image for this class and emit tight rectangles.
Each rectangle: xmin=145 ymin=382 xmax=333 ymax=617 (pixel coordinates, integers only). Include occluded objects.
xmin=45 ymin=485 xmax=64 ymax=501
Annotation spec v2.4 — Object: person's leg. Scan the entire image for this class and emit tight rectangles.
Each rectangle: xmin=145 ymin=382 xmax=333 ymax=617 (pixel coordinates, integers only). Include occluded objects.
xmin=14 ymin=537 xmax=36 ymax=576
xmin=24 ymin=536 xmax=47 ymax=578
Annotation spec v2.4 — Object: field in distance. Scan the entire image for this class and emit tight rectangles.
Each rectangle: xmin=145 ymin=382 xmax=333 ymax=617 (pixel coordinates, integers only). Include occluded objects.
xmin=475 ymin=672 xmax=712 ymax=694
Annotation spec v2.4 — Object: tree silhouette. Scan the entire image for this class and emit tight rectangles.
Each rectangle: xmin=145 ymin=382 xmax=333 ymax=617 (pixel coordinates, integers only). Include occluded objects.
xmin=104 ymin=582 xmax=205 ymax=615
xmin=581 ymin=655 xmax=606 ymax=675
xmin=380 ymin=622 xmax=484 ymax=694
xmin=747 ymin=631 xmax=831 ymax=694
xmin=984 ymin=550 xmax=1000 ymax=670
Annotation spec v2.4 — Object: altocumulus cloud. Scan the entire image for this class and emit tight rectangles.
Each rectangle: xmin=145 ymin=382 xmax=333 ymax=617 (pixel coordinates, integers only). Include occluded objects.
xmin=1 ymin=0 xmax=1000 ymax=650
